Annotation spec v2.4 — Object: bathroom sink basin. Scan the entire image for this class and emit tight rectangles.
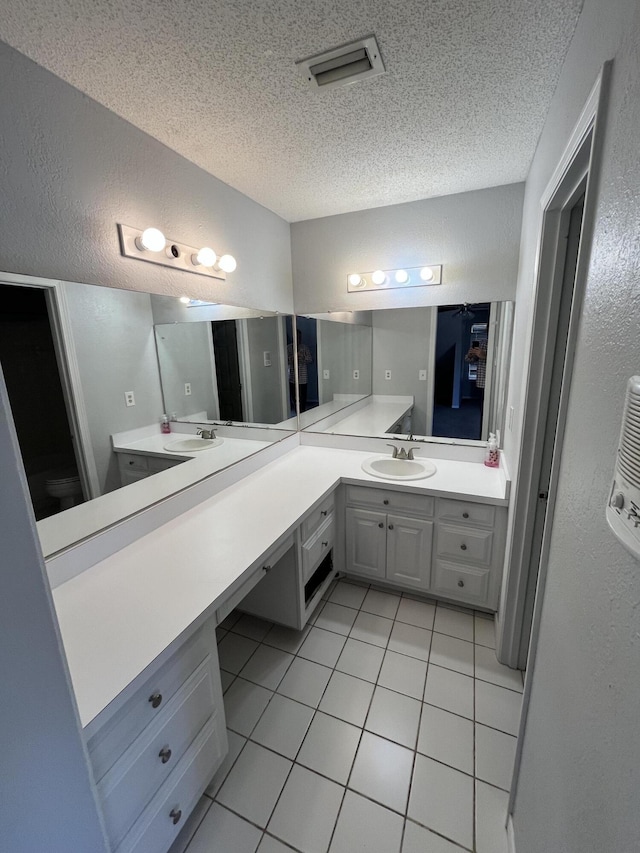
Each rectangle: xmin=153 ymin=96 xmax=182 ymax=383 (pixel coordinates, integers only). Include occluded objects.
xmin=163 ymin=437 xmax=224 ymax=452
xmin=361 ymin=455 xmax=437 ymax=481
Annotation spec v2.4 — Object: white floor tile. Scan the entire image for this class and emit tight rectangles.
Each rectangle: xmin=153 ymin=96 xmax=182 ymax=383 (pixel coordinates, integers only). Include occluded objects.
xmin=349 ymin=731 xmax=413 ymax=814
xmin=220 ymin=670 xmax=235 ymax=693
xmin=185 ymin=802 xmax=262 ymax=853
xmin=429 ymin=632 xmax=474 ymax=676
xmin=232 ymin=613 xmax=273 ymax=642
xmin=330 ymin=790 xmax=404 ymax=853
xmin=475 ymin=679 xmax=522 ymax=736
xmin=350 ymin=611 xmax=394 ymax=647
xmin=322 ymin=578 xmax=338 ymax=600
xmin=276 ymin=657 xmax=333 ymax=708
xmin=329 ymin=580 xmax=368 ymax=609
xmin=251 ymin=694 xmax=315 ymax=759
xmin=314 ymin=601 xmax=359 ymax=636
xmin=299 ymin=626 xmax=347 ymax=668
xmin=475 ymin=724 xmax=517 ymax=791
xmin=362 ymin=588 xmax=401 ymax=619
xmin=423 ymin=664 xmax=474 ymax=719
xmin=475 ymin=646 xmax=524 ymax=692
xmin=408 ymin=754 xmax=473 ymax=849
xmin=378 ymin=650 xmax=427 ymax=700
xmin=257 ymin=836 xmax=294 ymax=853
xmin=336 ymin=638 xmax=385 ymax=683
xmin=417 ymin=704 xmax=474 ymax=774
xmin=297 ymin=711 xmax=361 ymax=784
xmin=474 ymin=613 xmax=496 ymax=648
xmin=218 ymin=633 xmax=260 ymax=674
xmin=268 ymin=765 xmax=343 ymax=853
xmin=401 ymin=820 xmax=465 ymax=853
xmin=224 ymin=678 xmax=273 ymax=736
xmin=206 ymin=729 xmax=246 ymax=798
xmin=366 ymin=686 xmax=421 ymax=749
xmin=263 ymin=623 xmax=310 ymax=654
xmin=396 ymin=597 xmax=436 ymax=630
xmin=319 ymin=671 xmax=375 ymax=726
xmin=476 ymin=780 xmax=510 ymax=853
xmin=387 ymin=622 xmax=432 ymax=662
xmin=217 ymin=741 xmax=292 ymax=828
xmin=167 ymin=795 xmax=212 ymax=853
xmin=433 ymin=606 xmax=474 ymax=642
xmin=239 ymin=645 xmax=294 ymax=691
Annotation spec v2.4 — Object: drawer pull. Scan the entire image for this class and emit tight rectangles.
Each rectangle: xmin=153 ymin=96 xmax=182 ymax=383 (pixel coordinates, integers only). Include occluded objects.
xmin=129 ymin=460 xmax=135 ymax=465
xmin=383 ymin=499 xmax=389 ymax=505
xmin=388 ymin=523 xmax=394 ymax=530
xmin=149 ymin=692 xmax=162 ymax=709
xmin=263 ymin=565 xmax=271 ymax=573
xmin=170 ymin=808 xmax=182 ymax=826
xmin=159 ymin=746 xmax=172 ymax=764
xmin=460 ymin=544 xmax=467 ymax=551
xmin=378 ymin=522 xmax=384 ymax=528
xmin=322 ymin=541 xmax=328 ymax=547
xmin=321 ymin=510 xmax=328 ymax=516
xmin=458 ymin=580 xmax=465 ymax=588
xmin=462 ymin=512 xmax=469 ymax=519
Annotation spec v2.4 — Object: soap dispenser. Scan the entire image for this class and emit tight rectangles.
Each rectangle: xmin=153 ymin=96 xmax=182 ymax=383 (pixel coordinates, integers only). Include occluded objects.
xmin=484 ymin=432 xmax=499 ymax=468
xmin=160 ymin=414 xmax=171 ymax=435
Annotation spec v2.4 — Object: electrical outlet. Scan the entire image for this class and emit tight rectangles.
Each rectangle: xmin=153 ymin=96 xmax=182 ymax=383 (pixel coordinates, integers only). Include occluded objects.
xmin=184 ymin=382 xmax=192 ymax=396
xmin=263 ymin=351 xmax=271 ymax=367
xmin=124 ymin=391 xmax=135 ymax=407
xmin=353 ymin=369 xmax=360 ymax=380
xmin=418 ymin=369 xmax=427 ymax=381
xmin=385 ymin=370 xmax=392 ymax=380
xmin=323 ymin=369 xmax=330 ymax=379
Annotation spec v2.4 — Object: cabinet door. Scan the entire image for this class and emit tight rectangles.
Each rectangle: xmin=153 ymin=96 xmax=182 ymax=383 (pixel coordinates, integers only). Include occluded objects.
xmin=386 ymin=515 xmax=433 ymax=591
xmin=345 ymin=507 xmax=387 ymax=580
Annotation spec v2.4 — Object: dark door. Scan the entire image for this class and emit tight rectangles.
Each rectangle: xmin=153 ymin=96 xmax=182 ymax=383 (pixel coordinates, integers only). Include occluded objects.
xmin=212 ymin=320 xmax=243 ymax=421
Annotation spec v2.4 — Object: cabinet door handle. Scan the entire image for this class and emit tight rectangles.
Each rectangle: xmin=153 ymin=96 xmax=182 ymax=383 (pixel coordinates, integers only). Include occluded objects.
xmin=460 ymin=543 xmax=467 ymax=551
xmin=263 ymin=565 xmax=271 ymax=573
xmin=170 ymin=808 xmax=182 ymax=826
xmin=388 ymin=523 xmax=394 ymax=530
xmin=129 ymin=460 xmax=135 ymax=465
xmin=462 ymin=512 xmax=469 ymax=519
xmin=159 ymin=746 xmax=172 ymax=764
xmin=149 ymin=692 xmax=162 ymax=709
xmin=458 ymin=580 xmax=465 ymax=588
xmin=321 ymin=510 xmax=328 ymax=516
xmin=383 ymin=499 xmax=389 ymax=505
xmin=378 ymin=522 xmax=384 ymax=528
xmin=322 ymin=541 xmax=328 ymax=547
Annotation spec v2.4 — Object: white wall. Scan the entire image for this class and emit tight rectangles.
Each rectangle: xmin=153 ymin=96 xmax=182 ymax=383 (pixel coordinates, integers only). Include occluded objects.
xmin=317 ymin=320 xmax=373 ymax=403
xmin=507 ymin=1 xmax=640 ymax=850
xmin=291 ymin=183 xmax=524 ymax=314
xmin=0 ymin=41 xmax=293 ymax=314
xmin=244 ymin=317 xmax=286 ymax=424
xmin=154 ymin=322 xmax=217 ymax=421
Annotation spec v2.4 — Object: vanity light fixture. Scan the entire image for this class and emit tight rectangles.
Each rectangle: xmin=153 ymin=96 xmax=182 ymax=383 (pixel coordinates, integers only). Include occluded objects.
xmin=118 ymin=224 xmax=236 ymax=281
xmin=346 ymin=264 xmax=443 ymax=292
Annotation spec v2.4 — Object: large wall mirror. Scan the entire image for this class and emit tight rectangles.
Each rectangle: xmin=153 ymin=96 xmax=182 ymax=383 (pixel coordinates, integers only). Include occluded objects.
xmin=300 ymin=302 xmax=514 ymax=444
xmin=0 ymin=277 xmax=294 ymax=558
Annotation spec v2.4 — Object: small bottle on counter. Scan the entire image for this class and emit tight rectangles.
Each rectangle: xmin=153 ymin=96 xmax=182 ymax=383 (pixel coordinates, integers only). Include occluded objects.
xmin=484 ymin=432 xmax=499 ymax=468
xmin=160 ymin=414 xmax=171 ymax=435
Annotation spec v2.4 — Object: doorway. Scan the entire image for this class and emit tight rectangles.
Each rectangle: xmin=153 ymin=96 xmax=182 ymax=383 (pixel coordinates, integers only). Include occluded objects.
xmin=211 ymin=320 xmax=244 ymax=421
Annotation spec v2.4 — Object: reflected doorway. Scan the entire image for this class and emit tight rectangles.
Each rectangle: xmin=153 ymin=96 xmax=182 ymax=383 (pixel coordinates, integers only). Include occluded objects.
xmin=211 ymin=320 xmax=244 ymax=421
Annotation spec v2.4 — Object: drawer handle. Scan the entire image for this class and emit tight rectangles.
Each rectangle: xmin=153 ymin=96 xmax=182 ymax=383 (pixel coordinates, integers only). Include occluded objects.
xmin=378 ymin=522 xmax=384 ymax=528
xmin=149 ymin=692 xmax=162 ymax=709
xmin=388 ymin=523 xmax=394 ymax=530
xmin=322 ymin=541 xmax=328 ymax=547
xmin=263 ymin=565 xmax=272 ymax=574
xmin=458 ymin=580 xmax=465 ymax=588
xmin=321 ymin=510 xmax=328 ymax=516
xmin=129 ymin=460 xmax=135 ymax=465
xmin=170 ymin=807 xmax=182 ymax=826
xmin=460 ymin=544 xmax=467 ymax=551
xmin=462 ymin=512 xmax=469 ymax=519
xmin=383 ymin=499 xmax=389 ymax=505
xmin=159 ymin=746 xmax=172 ymax=764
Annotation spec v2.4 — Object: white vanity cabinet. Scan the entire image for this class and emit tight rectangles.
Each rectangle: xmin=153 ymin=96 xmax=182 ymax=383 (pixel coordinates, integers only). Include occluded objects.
xmin=116 ymin=452 xmax=184 ymax=487
xmin=86 ymin=619 xmax=227 ymax=853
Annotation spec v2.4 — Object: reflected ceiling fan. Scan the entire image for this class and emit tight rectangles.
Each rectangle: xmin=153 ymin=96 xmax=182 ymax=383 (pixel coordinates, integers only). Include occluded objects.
xmin=452 ymin=303 xmax=476 ymax=319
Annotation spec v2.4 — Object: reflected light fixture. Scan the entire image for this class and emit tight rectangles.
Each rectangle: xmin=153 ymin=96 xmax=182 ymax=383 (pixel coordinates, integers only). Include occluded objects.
xmin=395 ymin=269 xmax=409 ymax=284
xmin=420 ymin=266 xmax=435 ymax=282
xmin=179 ymin=296 xmax=191 ymax=304
xmin=371 ymin=270 xmax=386 ymax=285
xmin=346 ymin=264 xmax=443 ymax=292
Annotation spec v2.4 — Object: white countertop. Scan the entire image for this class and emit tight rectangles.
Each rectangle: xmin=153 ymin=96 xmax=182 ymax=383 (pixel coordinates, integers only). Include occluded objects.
xmin=52 ymin=445 xmax=508 ymax=729
xmin=319 ymin=396 xmax=413 ymax=436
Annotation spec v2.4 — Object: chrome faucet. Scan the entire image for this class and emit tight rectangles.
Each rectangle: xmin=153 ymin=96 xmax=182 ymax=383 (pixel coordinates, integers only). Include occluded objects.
xmin=386 ymin=443 xmax=420 ymax=460
xmin=197 ymin=427 xmax=216 ymax=440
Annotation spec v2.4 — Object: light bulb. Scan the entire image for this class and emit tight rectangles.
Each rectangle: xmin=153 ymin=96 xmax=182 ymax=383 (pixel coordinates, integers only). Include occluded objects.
xmin=371 ymin=270 xmax=386 ymax=285
xmin=193 ymin=247 xmax=217 ymax=267
xmin=218 ymin=254 xmax=237 ymax=273
xmin=420 ymin=266 xmax=435 ymax=282
xmin=179 ymin=296 xmax=191 ymax=304
xmin=348 ymin=273 xmax=362 ymax=287
xmin=395 ymin=269 xmax=409 ymax=284
xmin=136 ymin=227 xmax=166 ymax=252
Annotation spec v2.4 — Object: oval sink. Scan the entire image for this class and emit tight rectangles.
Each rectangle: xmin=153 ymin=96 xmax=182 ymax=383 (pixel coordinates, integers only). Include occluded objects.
xmin=362 ymin=455 xmax=437 ymax=481
xmin=163 ymin=437 xmax=224 ymax=452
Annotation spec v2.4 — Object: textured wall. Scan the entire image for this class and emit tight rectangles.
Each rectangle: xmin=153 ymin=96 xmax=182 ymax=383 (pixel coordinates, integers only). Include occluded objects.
xmin=0 ymin=42 xmax=293 ymax=314
xmin=245 ymin=317 xmax=286 ymax=423
xmin=154 ymin=322 xmax=217 ymax=421
xmin=290 ymin=184 xmax=524 ymax=314
xmin=317 ymin=321 xmax=373 ymax=404
xmin=509 ymin=0 xmax=640 ymax=850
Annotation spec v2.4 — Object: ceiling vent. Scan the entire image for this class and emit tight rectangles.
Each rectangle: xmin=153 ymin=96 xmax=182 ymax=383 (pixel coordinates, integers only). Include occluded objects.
xmin=296 ymin=36 xmax=385 ymax=90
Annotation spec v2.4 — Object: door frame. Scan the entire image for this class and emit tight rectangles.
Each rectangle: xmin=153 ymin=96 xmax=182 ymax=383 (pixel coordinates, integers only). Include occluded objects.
xmin=0 ymin=271 xmax=100 ymax=500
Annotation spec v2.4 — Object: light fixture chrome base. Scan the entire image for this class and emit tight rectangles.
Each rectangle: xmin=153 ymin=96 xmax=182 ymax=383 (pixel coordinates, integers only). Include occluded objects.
xmin=347 ymin=265 xmax=442 ymax=292
xmin=118 ymin=224 xmax=226 ymax=280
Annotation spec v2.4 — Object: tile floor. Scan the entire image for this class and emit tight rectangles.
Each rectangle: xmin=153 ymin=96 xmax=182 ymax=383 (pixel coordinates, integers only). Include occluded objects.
xmin=169 ymin=578 xmax=524 ymax=853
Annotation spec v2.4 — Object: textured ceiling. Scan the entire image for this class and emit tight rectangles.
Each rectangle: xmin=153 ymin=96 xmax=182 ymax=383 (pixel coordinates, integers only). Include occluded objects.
xmin=0 ymin=0 xmax=584 ymax=222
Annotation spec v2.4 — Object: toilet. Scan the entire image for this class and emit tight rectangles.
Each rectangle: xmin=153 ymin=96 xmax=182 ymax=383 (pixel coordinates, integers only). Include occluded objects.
xmin=45 ymin=470 xmax=83 ymax=511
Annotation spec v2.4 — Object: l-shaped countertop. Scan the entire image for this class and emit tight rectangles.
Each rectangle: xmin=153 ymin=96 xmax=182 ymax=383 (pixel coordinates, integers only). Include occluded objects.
xmin=51 ymin=445 xmax=509 ymax=730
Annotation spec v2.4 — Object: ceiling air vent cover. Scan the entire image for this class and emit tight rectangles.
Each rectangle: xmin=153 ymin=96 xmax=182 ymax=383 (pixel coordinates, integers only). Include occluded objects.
xmin=297 ymin=36 xmax=385 ymax=90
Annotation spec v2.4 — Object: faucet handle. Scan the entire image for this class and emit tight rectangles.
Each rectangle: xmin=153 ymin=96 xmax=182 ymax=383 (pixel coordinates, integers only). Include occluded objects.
xmin=407 ymin=446 xmax=421 ymax=460
xmin=386 ymin=443 xmax=399 ymax=458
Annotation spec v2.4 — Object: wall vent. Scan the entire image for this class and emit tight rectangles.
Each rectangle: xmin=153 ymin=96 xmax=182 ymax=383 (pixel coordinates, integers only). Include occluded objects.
xmin=607 ymin=376 xmax=640 ymax=559
xmin=296 ymin=36 xmax=385 ymax=90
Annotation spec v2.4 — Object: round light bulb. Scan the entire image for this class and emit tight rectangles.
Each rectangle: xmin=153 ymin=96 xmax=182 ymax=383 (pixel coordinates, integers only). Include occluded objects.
xmin=395 ymin=269 xmax=409 ymax=284
xmin=179 ymin=296 xmax=191 ymax=304
xmin=137 ymin=227 xmax=166 ymax=252
xmin=194 ymin=247 xmax=217 ymax=267
xmin=348 ymin=273 xmax=362 ymax=287
xmin=420 ymin=266 xmax=435 ymax=282
xmin=371 ymin=270 xmax=386 ymax=285
xmin=218 ymin=254 xmax=237 ymax=273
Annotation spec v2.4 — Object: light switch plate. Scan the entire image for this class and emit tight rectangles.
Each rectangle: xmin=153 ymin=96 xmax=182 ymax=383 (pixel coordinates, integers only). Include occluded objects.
xmin=508 ymin=406 xmax=514 ymax=430
xmin=323 ymin=369 xmax=330 ymax=379
xmin=185 ymin=382 xmax=192 ymax=396
xmin=385 ymin=370 xmax=392 ymax=380
xmin=124 ymin=391 xmax=135 ymax=407
xmin=263 ymin=351 xmax=272 ymax=366
xmin=353 ymin=369 xmax=360 ymax=379
xmin=419 ymin=369 xmax=427 ymax=381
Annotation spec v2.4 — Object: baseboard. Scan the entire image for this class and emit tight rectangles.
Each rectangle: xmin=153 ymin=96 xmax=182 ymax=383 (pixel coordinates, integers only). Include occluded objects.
xmin=507 ymin=814 xmax=516 ymax=853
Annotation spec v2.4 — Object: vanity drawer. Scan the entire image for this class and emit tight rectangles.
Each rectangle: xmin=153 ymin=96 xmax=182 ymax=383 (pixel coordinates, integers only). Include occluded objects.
xmin=116 ymin=715 xmax=225 ymax=853
xmin=99 ymin=660 xmax=216 ymax=847
xmin=432 ymin=559 xmax=491 ymax=606
xmin=436 ymin=499 xmax=495 ymax=528
xmin=88 ymin=631 xmax=211 ymax=781
xmin=346 ymin=486 xmax=434 ymax=518
xmin=436 ymin=524 xmax=493 ymax=567
xmin=118 ymin=453 xmax=149 ymax=472
xmin=302 ymin=516 xmax=334 ymax=582
xmin=301 ymin=494 xmax=335 ymax=543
